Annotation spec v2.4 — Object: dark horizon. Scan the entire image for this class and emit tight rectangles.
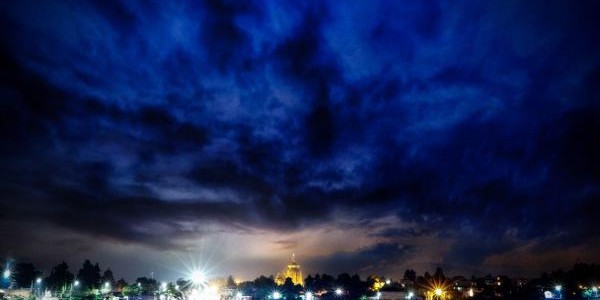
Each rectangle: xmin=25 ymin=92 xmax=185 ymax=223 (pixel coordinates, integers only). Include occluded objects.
xmin=1 ymin=0 xmax=599 ymax=281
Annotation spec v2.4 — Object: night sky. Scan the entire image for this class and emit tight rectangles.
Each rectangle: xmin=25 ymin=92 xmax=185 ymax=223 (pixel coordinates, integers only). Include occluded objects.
xmin=1 ymin=0 xmax=599 ymax=281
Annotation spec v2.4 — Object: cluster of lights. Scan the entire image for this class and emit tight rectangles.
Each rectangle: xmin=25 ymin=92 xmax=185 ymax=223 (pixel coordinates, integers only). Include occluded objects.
xmin=543 ymin=285 xmax=563 ymax=299
xmin=189 ymin=286 xmax=219 ymax=300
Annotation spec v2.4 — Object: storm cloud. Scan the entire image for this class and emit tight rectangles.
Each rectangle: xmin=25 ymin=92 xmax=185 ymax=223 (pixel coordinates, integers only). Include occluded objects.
xmin=1 ymin=0 xmax=599 ymax=279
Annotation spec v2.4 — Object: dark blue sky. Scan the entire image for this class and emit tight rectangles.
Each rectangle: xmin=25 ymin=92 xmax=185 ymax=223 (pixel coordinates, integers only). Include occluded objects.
xmin=1 ymin=0 xmax=599 ymax=280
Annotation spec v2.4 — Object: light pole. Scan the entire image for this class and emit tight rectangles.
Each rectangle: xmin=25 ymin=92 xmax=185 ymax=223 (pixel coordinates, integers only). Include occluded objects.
xmin=554 ymin=285 xmax=562 ymax=299
xmin=69 ymin=280 xmax=79 ymax=300
xmin=35 ymin=277 xmax=42 ymax=299
xmin=3 ymin=269 xmax=11 ymax=290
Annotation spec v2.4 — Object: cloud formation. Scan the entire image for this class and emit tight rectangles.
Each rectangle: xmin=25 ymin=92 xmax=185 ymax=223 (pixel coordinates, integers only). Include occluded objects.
xmin=0 ymin=0 xmax=599 ymax=278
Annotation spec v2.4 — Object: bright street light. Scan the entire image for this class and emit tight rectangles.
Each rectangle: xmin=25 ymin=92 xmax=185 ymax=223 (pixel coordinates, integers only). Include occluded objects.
xmin=555 ymin=285 xmax=562 ymax=292
xmin=335 ymin=288 xmax=343 ymax=296
xmin=3 ymin=269 xmax=10 ymax=279
xmin=406 ymin=291 xmax=414 ymax=299
xmin=74 ymin=280 xmax=80 ymax=287
xmin=306 ymin=291 xmax=313 ymax=300
xmin=272 ymin=291 xmax=281 ymax=299
xmin=191 ymin=271 xmax=205 ymax=284
xmin=36 ymin=278 xmax=42 ymax=284
xmin=434 ymin=288 xmax=443 ymax=296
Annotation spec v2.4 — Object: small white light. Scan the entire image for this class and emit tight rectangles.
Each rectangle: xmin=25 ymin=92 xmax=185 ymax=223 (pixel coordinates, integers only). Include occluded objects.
xmin=335 ymin=288 xmax=343 ymax=296
xmin=555 ymin=285 xmax=562 ymax=292
xmin=74 ymin=280 xmax=80 ymax=287
xmin=36 ymin=278 xmax=42 ymax=284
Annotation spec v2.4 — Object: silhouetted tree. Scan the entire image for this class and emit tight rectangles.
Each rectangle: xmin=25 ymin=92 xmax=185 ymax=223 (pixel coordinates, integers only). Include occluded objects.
xmin=282 ymin=277 xmax=302 ymax=297
xmin=77 ymin=260 xmax=101 ymax=289
xmin=136 ymin=277 xmax=158 ymax=295
xmin=45 ymin=262 xmax=74 ymax=292
xmin=116 ymin=278 xmax=128 ymax=292
xmin=14 ymin=263 xmax=42 ymax=288
xmin=434 ymin=267 xmax=445 ymax=280
xmin=226 ymin=275 xmax=236 ymax=289
xmin=304 ymin=275 xmax=315 ymax=291
xmin=404 ymin=269 xmax=417 ymax=282
xmin=252 ymin=275 xmax=276 ymax=299
xmin=101 ymin=268 xmax=115 ymax=285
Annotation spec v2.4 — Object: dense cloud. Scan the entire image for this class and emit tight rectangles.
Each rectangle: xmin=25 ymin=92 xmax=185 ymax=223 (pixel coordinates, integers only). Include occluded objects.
xmin=1 ymin=0 xmax=599 ymax=278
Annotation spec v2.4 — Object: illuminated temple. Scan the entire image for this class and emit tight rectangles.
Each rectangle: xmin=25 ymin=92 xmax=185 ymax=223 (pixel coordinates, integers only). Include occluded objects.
xmin=275 ymin=254 xmax=304 ymax=286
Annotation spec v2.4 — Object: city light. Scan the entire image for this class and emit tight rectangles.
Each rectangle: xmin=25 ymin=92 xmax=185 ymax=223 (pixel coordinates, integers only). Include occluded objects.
xmin=105 ymin=282 xmax=110 ymax=288
xmin=161 ymin=282 xmax=167 ymax=291
xmin=272 ymin=291 xmax=281 ymax=299
xmin=385 ymin=279 xmax=391 ymax=285
xmin=406 ymin=291 xmax=414 ymax=299
xmin=335 ymin=288 xmax=343 ymax=296
xmin=235 ymin=291 xmax=243 ymax=299
xmin=434 ymin=288 xmax=443 ymax=296
xmin=137 ymin=282 xmax=142 ymax=287
xmin=305 ymin=291 xmax=313 ymax=300
xmin=468 ymin=288 xmax=474 ymax=297
xmin=36 ymin=278 xmax=42 ymax=284
xmin=555 ymin=285 xmax=562 ymax=292
xmin=192 ymin=271 xmax=206 ymax=285
xmin=593 ymin=287 xmax=598 ymax=292
xmin=3 ymin=269 xmax=10 ymax=279
xmin=376 ymin=291 xmax=382 ymax=299
xmin=74 ymin=280 xmax=80 ymax=287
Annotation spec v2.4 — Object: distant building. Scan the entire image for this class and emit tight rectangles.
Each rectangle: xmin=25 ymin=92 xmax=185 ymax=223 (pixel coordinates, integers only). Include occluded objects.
xmin=275 ymin=254 xmax=304 ymax=286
